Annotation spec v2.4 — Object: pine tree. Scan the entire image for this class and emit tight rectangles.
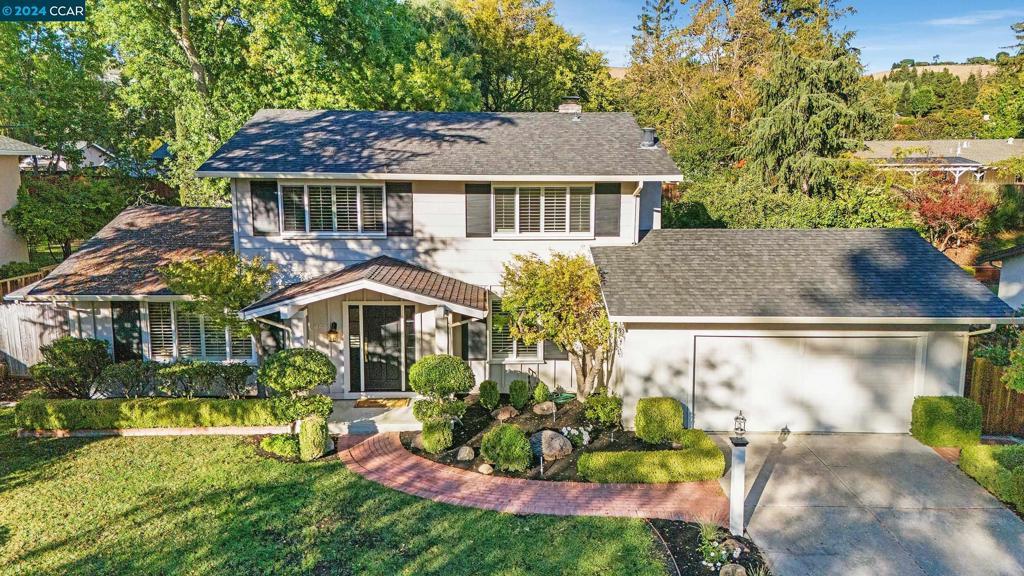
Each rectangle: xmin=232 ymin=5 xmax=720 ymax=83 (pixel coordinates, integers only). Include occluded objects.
xmin=631 ymin=0 xmax=677 ymax=63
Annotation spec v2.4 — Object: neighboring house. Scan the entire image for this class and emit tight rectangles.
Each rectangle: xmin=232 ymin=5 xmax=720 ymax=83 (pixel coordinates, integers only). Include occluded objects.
xmin=977 ymin=243 xmax=1024 ymax=311
xmin=20 ymin=141 xmax=113 ymax=172
xmin=13 ymin=108 xmax=1019 ymax=433
xmin=856 ymin=138 xmax=1024 ymax=183
xmin=0 ymin=136 xmax=49 ymax=264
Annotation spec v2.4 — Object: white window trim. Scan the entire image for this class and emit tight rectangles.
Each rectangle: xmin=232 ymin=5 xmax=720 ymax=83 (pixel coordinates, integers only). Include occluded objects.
xmin=487 ymin=297 xmax=543 ymax=364
xmin=145 ymin=302 xmax=256 ymax=364
xmin=490 ymin=183 xmax=595 ymax=239
xmin=277 ymin=181 xmax=389 ymax=238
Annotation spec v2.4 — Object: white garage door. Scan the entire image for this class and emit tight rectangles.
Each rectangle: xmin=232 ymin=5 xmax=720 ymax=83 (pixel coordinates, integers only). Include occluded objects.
xmin=693 ymin=336 xmax=918 ymax=433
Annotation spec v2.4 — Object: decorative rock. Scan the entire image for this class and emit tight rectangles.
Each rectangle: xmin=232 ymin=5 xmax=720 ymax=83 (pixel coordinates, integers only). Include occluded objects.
xmin=325 ymin=435 xmax=336 ymax=454
xmin=492 ymin=406 xmax=519 ymax=421
xmin=456 ymin=445 xmax=475 ymax=461
xmin=532 ymin=401 xmax=556 ymax=415
xmin=411 ymin=433 xmax=425 ymax=450
xmin=720 ymin=564 xmax=747 ymax=576
xmin=477 ymin=463 xmax=494 ymax=475
xmin=530 ymin=430 xmax=573 ymax=461
xmin=721 ymin=538 xmax=748 ymax=556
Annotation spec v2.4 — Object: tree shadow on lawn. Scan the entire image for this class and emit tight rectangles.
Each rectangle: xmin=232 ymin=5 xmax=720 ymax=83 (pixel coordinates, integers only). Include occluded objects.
xmin=5 ymin=449 xmax=666 ymax=576
xmin=0 ymin=409 xmax=103 ymax=493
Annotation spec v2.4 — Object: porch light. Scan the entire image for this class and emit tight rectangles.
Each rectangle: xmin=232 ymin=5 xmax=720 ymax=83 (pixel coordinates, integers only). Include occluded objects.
xmin=325 ymin=322 xmax=341 ymax=343
xmin=733 ymin=410 xmax=746 ymax=437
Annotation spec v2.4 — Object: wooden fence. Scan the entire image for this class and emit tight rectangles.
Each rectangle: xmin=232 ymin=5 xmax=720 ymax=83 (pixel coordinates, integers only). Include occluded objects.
xmin=968 ymin=358 xmax=1024 ymax=436
xmin=0 ymin=265 xmax=56 ymax=300
xmin=0 ymin=301 xmax=68 ymax=376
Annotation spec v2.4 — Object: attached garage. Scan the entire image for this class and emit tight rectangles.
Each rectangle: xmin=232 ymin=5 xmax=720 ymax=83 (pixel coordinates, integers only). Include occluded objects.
xmin=592 ymin=229 xmax=1019 ymax=434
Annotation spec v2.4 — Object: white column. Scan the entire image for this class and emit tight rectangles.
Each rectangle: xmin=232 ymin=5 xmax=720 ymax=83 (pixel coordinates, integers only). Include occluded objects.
xmin=288 ymin=310 xmax=307 ymax=348
xmin=729 ymin=437 xmax=748 ymax=536
xmin=434 ymin=306 xmax=449 ymax=354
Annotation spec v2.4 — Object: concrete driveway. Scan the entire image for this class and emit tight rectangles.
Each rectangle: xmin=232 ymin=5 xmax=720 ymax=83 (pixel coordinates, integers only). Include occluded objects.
xmin=723 ymin=433 xmax=1024 ymax=576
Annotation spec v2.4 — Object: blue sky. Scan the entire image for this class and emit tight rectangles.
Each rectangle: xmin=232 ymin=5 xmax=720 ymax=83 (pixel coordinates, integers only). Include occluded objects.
xmin=553 ymin=1 xmax=1023 ymax=73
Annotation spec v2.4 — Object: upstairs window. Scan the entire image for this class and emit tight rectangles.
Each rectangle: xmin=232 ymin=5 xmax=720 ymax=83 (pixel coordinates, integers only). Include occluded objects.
xmin=280 ymin=183 xmax=386 ymax=234
xmin=492 ymin=185 xmax=593 ymax=236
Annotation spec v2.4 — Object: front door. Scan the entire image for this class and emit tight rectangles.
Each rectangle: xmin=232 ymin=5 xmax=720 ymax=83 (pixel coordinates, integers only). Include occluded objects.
xmin=111 ymin=302 xmax=143 ymax=361
xmin=362 ymin=305 xmax=403 ymax=391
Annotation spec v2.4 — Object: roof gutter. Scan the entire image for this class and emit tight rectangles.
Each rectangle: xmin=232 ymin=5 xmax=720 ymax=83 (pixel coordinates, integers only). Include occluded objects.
xmin=194 ymin=170 xmax=683 ymax=183
xmin=607 ymin=315 xmax=1024 ymax=325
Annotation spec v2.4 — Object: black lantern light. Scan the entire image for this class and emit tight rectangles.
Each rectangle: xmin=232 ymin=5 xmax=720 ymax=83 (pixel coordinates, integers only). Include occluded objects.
xmin=734 ymin=410 xmax=747 ymax=437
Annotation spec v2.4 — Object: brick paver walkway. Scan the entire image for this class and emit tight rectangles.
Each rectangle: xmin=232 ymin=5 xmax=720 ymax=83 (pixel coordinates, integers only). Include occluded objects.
xmin=338 ymin=432 xmax=729 ymax=522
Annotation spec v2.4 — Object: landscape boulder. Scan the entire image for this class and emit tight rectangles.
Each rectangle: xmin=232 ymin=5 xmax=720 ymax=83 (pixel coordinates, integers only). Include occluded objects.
xmin=456 ymin=445 xmax=475 ymax=461
xmin=477 ymin=463 xmax=494 ymax=475
xmin=492 ymin=406 xmax=519 ymax=421
xmin=530 ymin=430 xmax=573 ymax=461
xmin=532 ymin=401 xmax=556 ymax=415
xmin=720 ymin=564 xmax=747 ymax=576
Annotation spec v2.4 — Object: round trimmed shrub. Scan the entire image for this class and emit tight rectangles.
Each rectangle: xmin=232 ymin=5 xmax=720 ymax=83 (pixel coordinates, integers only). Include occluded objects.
xmin=911 ymin=396 xmax=982 ymax=447
xmin=299 ymin=414 xmax=328 ymax=461
xmin=479 ymin=380 xmax=500 ymax=411
xmin=30 ymin=337 xmax=111 ymax=399
xmin=584 ymin=392 xmax=623 ymax=428
xmin=481 ymin=423 xmax=532 ymax=472
xmin=635 ymin=397 xmax=686 ymax=445
xmin=412 ymin=398 xmax=466 ymax=423
xmin=508 ymin=379 xmax=530 ymax=410
xmin=421 ymin=419 xmax=454 ymax=454
xmin=532 ymin=381 xmax=549 ymax=404
xmin=408 ymin=354 xmax=475 ymax=399
xmin=259 ymin=348 xmax=337 ymax=397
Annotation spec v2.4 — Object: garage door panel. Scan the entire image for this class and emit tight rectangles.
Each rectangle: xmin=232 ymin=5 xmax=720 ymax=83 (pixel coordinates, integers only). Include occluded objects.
xmin=694 ymin=336 xmax=918 ymax=433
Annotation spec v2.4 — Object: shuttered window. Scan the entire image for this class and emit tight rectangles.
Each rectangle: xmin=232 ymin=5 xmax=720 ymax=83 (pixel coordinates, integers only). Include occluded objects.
xmin=281 ymin=185 xmax=306 ymax=232
xmin=492 ymin=185 xmax=593 ymax=236
xmin=489 ymin=297 xmax=540 ymax=361
xmin=203 ymin=318 xmax=228 ymax=361
xmin=148 ymin=302 xmax=174 ymax=358
xmin=230 ymin=328 xmax=254 ymax=360
xmin=176 ymin=310 xmax=203 ymax=359
xmin=277 ymin=183 xmax=386 ymax=235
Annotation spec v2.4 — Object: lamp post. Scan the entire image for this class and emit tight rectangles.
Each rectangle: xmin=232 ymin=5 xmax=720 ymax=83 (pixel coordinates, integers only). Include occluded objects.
xmin=729 ymin=411 xmax=748 ymax=537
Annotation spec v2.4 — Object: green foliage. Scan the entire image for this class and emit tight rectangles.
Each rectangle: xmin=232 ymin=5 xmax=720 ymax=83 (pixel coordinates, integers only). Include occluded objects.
xmin=480 ymin=423 xmax=532 ymax=472
xmin=577 ymin=446 xmax=726 ymax=483
xmin=974 ymin=345 xmax=1012 ymax=367
xmin=160 ymin=254 xmax=275 ymax=338
xmin=533 ymin=381 xmax=549 ymax=404
xmin=29 ymin=337 xmax=111 ymax=399
xmin=156 ymin=361 xmax=219 ymax=399
xmin=299 ymin=415 xmax=328 ymax=462
xmin=420 ymin=419 xmax=454 ymax=454
xmin=479 ymin=380 xmax=500 ymax=411
xmin=258 ymin=349 xmax=337 ymax=397
xmin=910 ymin=396 xmax=982 ymax=447
xmin=634 ymin=397 xmax=687 ymax=445
xmin=0 ymin=261 xmax=41 ymax=280
xmin=412 ymin=398 xmax=467 ymax=423
xmin=508 ymin=379 xmax=531 ymax=410
xmin=270 ymin=394 xmax=334 ymax=422
xmin=408 ymin=354 xmax=476 ymax=398
xmin=218 ymin=363 xmax=256 ymax=399
xmin=583 ymin=392 xmax=623 ymax=428
xmin=260 ymin=434 xmax=300 ymax=460
xmin=96 ymin=360 xmax=161 ymax=398
xmin=501 ymin=252 xmax=613 ymax=397
xmin=15 ymin=397 xmax=289 ymax=430
xmin=1003 ymin=340 xmax=1024 ymax=392
xmin=960 ymin=444 xmax=1024 ymax=514
xmin=696 ymin=520 xmax=729 ymax=565
xmin=4 ymin=175 xmax=147 ymax=260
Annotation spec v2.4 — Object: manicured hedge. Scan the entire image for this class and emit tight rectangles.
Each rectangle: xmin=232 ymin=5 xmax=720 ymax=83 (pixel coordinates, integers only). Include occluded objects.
xmin=960 ymin=444 xmax=1024 ymax=514
xmin=635 ymin=397 xmax=686 ymax=444
xmin=910 ymin=396 xmax=982 ymax=447
xmin=299 ymin=415 xmax=328 ymax=461
xmin=15 ymin=396 xmax=292 ymax=430
xmin=577 ymin=428 xmax=724 ymax=483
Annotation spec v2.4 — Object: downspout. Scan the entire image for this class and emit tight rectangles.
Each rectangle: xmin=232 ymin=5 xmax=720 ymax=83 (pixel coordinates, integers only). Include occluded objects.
xmin=967 ymin=324 xmax=997 ymax=337
xmin=632 ymin=181 xmax=643 ymax=245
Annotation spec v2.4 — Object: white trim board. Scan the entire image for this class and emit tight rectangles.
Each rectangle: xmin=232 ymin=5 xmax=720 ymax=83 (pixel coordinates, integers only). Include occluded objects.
xmin=611 ymin=315 xmax=1023 ymax=325
xmin=196 ymin=171 xmax=682 ymax=182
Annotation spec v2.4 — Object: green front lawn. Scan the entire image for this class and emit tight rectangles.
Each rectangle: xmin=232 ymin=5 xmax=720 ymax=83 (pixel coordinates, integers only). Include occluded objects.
xmin=0 ymin=408 xmax=668 ymax=576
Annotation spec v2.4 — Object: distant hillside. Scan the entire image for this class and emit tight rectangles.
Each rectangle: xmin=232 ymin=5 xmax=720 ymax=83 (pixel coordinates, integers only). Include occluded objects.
xmin=868 ymin=64 xmax=997 ymax=81
xmin=607 ymin=66 xmax=628 ymax=80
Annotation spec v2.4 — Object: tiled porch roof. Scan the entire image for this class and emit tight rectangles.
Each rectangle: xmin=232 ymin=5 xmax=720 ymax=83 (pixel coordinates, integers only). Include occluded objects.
xmin=244 ymin=256 xmax=489 ymax=318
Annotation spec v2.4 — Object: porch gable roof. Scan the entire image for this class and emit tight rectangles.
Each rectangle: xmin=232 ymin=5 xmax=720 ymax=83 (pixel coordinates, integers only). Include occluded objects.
xmin=242 ymin=256 xmax=489 ymax=319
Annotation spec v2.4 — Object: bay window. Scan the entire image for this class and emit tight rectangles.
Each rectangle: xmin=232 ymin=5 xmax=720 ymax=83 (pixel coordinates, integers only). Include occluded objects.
xmin=280 ymin=183 xmax=386 ymax=234
xmin=492 ymin=185 xmax=593 ymax=236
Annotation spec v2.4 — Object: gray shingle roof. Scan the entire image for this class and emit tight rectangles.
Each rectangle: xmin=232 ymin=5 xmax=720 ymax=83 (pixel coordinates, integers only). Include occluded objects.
xmin=197 ymin=109 xmax=681 ymax=177
xmin=27 ymin=205 xmax=233 ymax=297
xmin=978 ymin=242 xmax=1024 ymax=264
xmin=591 ymin=229 xmax=1014 ymax=320
xmin=0 ymin=135 xmax=49 ymax=156
xmin=857 ymin=139 xmax=1024 ymax=165
xmin=244 ymin=255 xmax=489 ymax=314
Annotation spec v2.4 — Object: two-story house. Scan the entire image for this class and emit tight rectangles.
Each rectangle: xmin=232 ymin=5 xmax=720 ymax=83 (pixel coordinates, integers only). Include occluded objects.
xmin=16 ymin=108 xmax=1019 ymax=433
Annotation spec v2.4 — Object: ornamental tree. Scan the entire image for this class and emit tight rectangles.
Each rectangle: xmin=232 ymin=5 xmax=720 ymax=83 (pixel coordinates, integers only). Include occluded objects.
xmin=499 ymin=252 xmax=615 ymax=399
xmin=408 ymin=354 xmax=475 ymax=424
xmin=901 ymin=178 xmax=996 ymax=252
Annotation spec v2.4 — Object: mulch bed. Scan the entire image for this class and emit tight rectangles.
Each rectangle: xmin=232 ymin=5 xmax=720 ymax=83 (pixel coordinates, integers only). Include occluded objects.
xmin=648 ymin=519 xmax=771 ymax=576
xmin=0 ymin=378 xmax=37 ymax=402
xmin=401 ymin=394 xmax=671 ymax=482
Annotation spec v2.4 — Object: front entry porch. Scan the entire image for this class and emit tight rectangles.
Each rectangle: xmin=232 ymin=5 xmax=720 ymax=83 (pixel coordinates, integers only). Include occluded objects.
xmin=327 ymin=399 xmax=420 ymax=434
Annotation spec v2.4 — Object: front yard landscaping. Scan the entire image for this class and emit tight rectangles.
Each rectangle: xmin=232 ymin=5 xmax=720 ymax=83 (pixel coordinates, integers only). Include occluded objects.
xmin=0 ymin=407 xmax=669 ymax=576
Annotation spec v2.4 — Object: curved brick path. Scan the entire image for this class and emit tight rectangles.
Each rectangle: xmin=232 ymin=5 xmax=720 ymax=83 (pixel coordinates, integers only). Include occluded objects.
xmin=338 ymin=433 xmax=729 ymax=522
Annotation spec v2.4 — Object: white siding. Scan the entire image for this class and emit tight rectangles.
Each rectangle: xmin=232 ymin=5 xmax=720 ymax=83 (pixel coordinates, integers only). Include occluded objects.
xmin=0 ymin=156 xmax=28 ymax=264
xmin=998 ymin=254 xmax=1024 ymax=311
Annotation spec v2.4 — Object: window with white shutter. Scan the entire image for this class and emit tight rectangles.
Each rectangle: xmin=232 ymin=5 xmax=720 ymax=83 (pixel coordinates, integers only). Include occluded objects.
xmin=275 ymin=183 xmax=387 ymax=235
xmin=176 ymin=310 xmax=203 ymax=359
xmin=230 ymin=328 xmax=254 ymax=360
xmin=518 ymin=187 xmax=541 ymax=233
xmin=489 ymin=297 xmax=540 ymax=361
xmin=335 ymin=185 xmax=359 ymax=232
xmin=492 ymin=185 xmax=593 ymax=236
xmin=361 ymin=186 xmax=384 ymax=232
xmin=543 ymin=187 xmax=567 ymax=232
xmin=493 ymin=188 xmax=516 ymax=233
xmin=203 ymin=317 xmax=227 ymax=360
xmin=307 ymin=185 xmax=334 ymax=232
xmin=148 ymin=302 xmax=174 ymax=359
xmin=281 ymin=185 xmax=306 ymax=232
xmin=569 ymin=187 xmax=592 ymax=233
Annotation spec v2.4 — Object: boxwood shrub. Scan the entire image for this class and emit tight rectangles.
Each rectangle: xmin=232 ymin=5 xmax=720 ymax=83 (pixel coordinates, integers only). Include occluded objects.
xmin=479 ymin=380 xmax=500 ymax=411
xmin=577 ymin=444 xmax=726 ymax=483
xmin=508 ymin=379 xmax=530 ymax=410
xmin=635 ymin=397 xmax=686 ymax=444
xmin=15 ymin=396 xmax=293 ymax=430
xmin=910 ymin=396 xmax=982 ymax=447
xmin=960 ymin=444 xmax=1024 ymax=513
xmin=299 ymin=415 xmax=328 ymax=461
xmin=583 ymin=392 xmax=623 ymax=428
xmin=260 ymin=434 xmax=300 ymax=460
xmin=481 ymin=423 xmax=532 ymax=472
xmin=421 ymin=419 xmax=454 ymax=454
